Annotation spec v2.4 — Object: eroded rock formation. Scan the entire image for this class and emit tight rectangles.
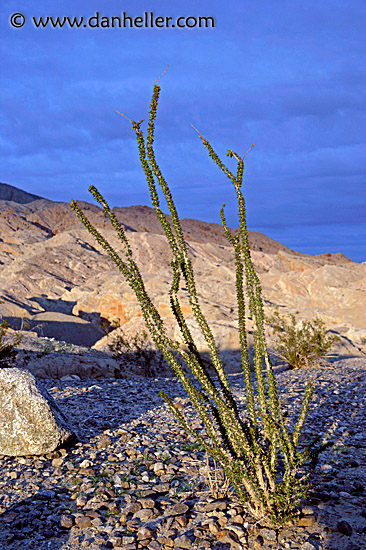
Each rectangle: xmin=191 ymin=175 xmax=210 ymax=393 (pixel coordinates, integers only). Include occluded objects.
xmin=0 ymin=182 xmax=365 ymax=364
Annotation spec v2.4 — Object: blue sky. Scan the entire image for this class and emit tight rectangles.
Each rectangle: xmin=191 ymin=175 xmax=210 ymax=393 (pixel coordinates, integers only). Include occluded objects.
xmin=1 ymin=1 xmax=365 ymax=262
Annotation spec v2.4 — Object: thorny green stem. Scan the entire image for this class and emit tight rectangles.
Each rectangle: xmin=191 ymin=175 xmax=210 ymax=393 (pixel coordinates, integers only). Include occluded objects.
xmin=70 ymin=69 xmax=328 ymax=525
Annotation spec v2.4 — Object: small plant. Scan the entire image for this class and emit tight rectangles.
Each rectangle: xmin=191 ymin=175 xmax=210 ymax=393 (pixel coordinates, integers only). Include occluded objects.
xmin=204 ymin=450 xmax=236 ymax=500
xmin=121 ymin=529 xmax=135 ymax=537
xmin=176 ymin=480 xmax=197 ymax=495
xmin=100 ymin=317 xmax=119 ymax=335
xmin=63 ymin=505 xmax=76 ymax=514
xmin=89 ymin=472 xmax=115 ymax=488
xmin=267 ymin=309 xmax=340 ymax=369
xmin=130 ymin=463 xmax=145 ymax=476
xmin=181 ymin=442 xmax=206 ymax=452
xmin=0 ymin=301 xmax=23 ymax=368
xmin=120 ymin=473 xmax=131 ymax=482
xmin=70 ymin=478 xmax=82 ymax=487
xmin=105 ymin=509 xmax=120 ymax=517
xmin=107 ymin=326 xmax=167 ymax=377
xmin=142 ymin=452 xmax=153 ymax=465
xmin=40 ymin=341 xmax=55 ymax=355
xmin=70 ymin=69 xmax=330 ymax=526
xmin=334 ymin=445 xmax=351 ymax=455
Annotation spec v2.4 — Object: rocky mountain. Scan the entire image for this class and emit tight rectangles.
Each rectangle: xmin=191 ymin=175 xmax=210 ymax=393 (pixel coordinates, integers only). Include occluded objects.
xmin=0 ymin=182 xmax=48 ymax=204
xmin=0 ymin=183 xmax=365 ymax=368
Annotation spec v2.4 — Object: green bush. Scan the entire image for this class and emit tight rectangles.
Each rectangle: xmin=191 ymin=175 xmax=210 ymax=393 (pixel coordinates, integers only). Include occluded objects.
xmin=267 ymin=309 xmax=340 ymax=369
xmin=70 ymin=69 xmax=330 ymax=525
xmin=0 ymin=301 xmax=23 ymax=368
xmin=99 ymin=318 xmax=118 ymax=335
xmin=107 ymin=325 xmax=167 ymax=378
xmin=99 ymin=317 xmax=170 ymax=377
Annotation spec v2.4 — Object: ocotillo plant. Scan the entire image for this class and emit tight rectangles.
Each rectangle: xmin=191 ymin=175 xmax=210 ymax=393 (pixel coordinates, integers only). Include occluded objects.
xmin=70 ymin=70 xmax=328 ymax=525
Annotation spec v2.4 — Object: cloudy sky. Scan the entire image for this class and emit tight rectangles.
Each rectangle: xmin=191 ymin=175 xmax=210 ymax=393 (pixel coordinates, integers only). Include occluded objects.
xmin=1 ymin=0 xmax=365 ymax=262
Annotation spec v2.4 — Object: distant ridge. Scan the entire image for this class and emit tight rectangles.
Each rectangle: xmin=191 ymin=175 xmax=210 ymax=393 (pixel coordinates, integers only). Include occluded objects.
xmin=0 ymin=182 xmax=297 ymax=255
xmin=0 ymin=182 xmax=356 ymax=262
xmin=0 ymin=182 xmax=47 ymax=204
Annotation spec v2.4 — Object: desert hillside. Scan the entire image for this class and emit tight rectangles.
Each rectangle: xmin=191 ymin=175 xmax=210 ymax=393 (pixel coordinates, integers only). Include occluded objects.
xmin=0 ymin=182 xmax=365 ymax=358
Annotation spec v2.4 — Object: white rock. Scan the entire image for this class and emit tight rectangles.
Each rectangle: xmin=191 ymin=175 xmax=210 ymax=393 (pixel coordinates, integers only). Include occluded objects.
xmin=0 ymin=367 xmax=77 ymax=456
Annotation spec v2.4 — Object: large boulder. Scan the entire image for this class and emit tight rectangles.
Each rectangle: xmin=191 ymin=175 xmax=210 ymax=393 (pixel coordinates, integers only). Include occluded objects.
xmin=0 ymin=368 xmax=78 ymax=456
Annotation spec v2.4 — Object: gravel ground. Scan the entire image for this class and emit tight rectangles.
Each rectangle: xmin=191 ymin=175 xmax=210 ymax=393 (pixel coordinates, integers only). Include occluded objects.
xmin=1 ymin=358 xmax=366 ymax=550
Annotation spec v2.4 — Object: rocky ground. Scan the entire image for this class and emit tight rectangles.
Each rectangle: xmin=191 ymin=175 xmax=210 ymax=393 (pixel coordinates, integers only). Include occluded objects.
xmin=1 ymin=351 xmax=366 ymax=550
xmin=1 ymin=171 xmax=365 ymax=550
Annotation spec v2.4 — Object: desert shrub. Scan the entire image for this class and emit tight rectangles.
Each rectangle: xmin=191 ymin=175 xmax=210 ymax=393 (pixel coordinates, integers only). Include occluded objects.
xmin=0 ymin=301 xmax=23 ymax=368
xmin=100 ymin=318 xmax=169 ymax=377
xmin=107 ymin=327 xmax=167 ymax=378
xmin=70 ymin=68 xmax=330 ymax=526
xmin=100 ymin=318 xmax=119 ymax=335
xmin=267 ymin=309 xmax=340 ymax=369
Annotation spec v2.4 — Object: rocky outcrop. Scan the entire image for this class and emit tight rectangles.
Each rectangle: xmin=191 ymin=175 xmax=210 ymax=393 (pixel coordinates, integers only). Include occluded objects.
xmin=0 ymin=368 xmax=77 ymax=456
xmin=17 ymin=350 xmax=122 ymax=380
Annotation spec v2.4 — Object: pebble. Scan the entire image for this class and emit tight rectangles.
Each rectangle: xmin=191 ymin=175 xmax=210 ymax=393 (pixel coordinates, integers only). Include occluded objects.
xmin=338 ymin=520 xmax=353 ymax=536
xmin=1 ymin=357 xmax=366 ymax=549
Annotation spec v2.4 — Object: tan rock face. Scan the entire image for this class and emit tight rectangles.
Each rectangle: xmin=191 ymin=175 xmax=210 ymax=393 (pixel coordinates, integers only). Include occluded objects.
xmin=0 ymin=190 xmax=365 ymax=363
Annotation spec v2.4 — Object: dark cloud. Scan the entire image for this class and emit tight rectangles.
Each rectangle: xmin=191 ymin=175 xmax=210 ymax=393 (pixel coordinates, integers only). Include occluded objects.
xmin=1 ymin=0 xmax=365 ymax=261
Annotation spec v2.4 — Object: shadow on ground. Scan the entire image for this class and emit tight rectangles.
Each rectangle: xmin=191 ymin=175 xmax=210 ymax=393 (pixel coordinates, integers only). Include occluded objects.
xmin=0 ymin=489 xmax=74 ymax=550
